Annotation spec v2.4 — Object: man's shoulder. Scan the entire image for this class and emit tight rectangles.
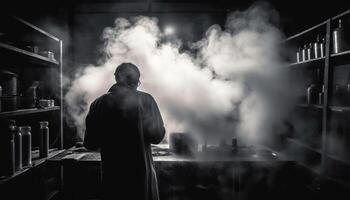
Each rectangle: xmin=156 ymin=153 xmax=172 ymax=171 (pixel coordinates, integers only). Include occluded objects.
xmin=90 ymin=93 xmax=110 ymax=106
xmin=137 ymin=90 xmax=154 ymax=100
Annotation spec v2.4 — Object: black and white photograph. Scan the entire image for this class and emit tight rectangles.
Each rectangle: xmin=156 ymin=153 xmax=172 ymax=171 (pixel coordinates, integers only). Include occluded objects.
xmin=0 ymin=0 xmax=350 ymax=200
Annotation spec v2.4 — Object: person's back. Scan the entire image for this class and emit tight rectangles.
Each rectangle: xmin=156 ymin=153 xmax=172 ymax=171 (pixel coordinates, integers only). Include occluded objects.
xmin=84 ymin=63 xmax=165 ymax=200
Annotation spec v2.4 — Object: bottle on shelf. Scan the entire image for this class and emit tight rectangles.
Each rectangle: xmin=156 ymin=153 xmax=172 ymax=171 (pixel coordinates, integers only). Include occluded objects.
xmin=231 ymin=137 xmax=237 ymax=153
xmin=319 ymin=85 xmax=325 ymax=105
xmin=307 ymin=43 xmax=314 ymax=60
xmin=302 ymin=44 xmax=308 ymax=61
xmin=333 ymin=84 xmax=348 ymax=106
xmin=14 ymin=126 xmax=22 ymax=171
xmin=8 ymin=120 xmax=16 ymax=175
xmin=296 ymin=47 xmax=301 ymax=63
xmin=333 ymin=19 xmax=344 ymax=54
xmin=320 ymin=37 xmax=325 ymax=57
xmin=21 ymin=126 xmax=32 ymax=167
xmin=202 ymin=137 xmax=207 ymax=152
xmin=24 ymin=81 xmax=41 ymax=108
xmin=0 ymin=120 xmax=16 ymax=177
xmin=39 ymin=121 xmax=49 ymax=158
xmin=307 ymin=84 xmax=319 ymax=104
xmin=314 ymin=35 xmax=322 ymax=58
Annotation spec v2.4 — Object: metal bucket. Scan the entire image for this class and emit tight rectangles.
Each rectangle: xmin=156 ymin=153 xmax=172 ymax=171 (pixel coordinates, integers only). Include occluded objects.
xmin=0 ymin=70 xmax=17 ymax=96
xmin=1 ymin=95 xmax=18 ymax=111
xmin=169 ymin=132 xmax=198 ymax=155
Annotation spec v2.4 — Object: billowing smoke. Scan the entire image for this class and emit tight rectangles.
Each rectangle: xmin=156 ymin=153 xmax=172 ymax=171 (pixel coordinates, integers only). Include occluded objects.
xmin=65 ymin=2 xmax=295 ymax=145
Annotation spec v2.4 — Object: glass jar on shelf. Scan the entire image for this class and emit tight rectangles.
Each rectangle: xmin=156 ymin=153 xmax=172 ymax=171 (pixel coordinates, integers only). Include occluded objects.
xmin=39 ymin=121 xmax=49 ymax=158
xmin=15 ymin=126 xmax=22 ymax=171
xmin=333 ymin=19 xmax=344 ymax=54
xmin=20 ymin=126 xmax=32 ymax=167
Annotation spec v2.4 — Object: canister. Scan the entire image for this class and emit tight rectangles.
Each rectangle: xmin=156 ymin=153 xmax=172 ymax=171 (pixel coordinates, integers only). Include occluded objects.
xmin=23 ymin=81 xmax=41 ymax=108
xmin=231 ymin=137 xmax=237 ymax=152
xmin=14 ymin=126 xmax=22 ymax=171
xmin=307 ymin=84 xmax=319 ymax=104
xmin=296 ymin=47 xmax=301 ymax=63
xmin=314 ymin=35 xmax=322 ymax=58
xmin=302 ymin=45 xmax=307 ymax=61
xmin=170 ymin=132 xmax=197 ymax=155
xmin=0 ymin=70 xmax=17 ymax=96
xmin=320 ymin=38 xmax=325 ymax=57
xmin=0 ymin=120 xmax=16 ymax=177
xmin=307 ymin=43 xmax=313 ymax=60
xmin=333 ymin=19 xmax=343 ymax=54
xmin=39 ymin=121 xmax=49 ymax=158
xmin=1 ymin=95 xmax=18 ymax=111
xmin=21 ymin=126 xmax=32 ymax=167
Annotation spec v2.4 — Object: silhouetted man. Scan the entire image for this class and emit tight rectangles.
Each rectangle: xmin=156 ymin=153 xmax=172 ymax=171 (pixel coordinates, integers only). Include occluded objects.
xmin=84 ymin=63 xmax=165 ymax=200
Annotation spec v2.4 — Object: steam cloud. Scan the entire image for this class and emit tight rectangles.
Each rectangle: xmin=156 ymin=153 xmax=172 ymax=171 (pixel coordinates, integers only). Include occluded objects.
xmin=65 ymin=2 xmax=295 ymax=145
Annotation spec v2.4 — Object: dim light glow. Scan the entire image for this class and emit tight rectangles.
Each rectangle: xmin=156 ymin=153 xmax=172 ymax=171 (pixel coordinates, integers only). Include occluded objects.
xmin=164 ymin=26 xmax=175 ymax=35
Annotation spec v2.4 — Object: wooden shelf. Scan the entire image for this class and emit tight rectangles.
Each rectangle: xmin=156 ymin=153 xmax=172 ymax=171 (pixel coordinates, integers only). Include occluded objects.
xmin=286 ymin=138 xmax=322 ymax=154
xmin=0 ymin=106 xmax=60 ymax=118
xmin=0 ymin=15 xmax=64 ymax=197
xmin=297 ymin=161 xmax=322 ymax=176
xmin=325 ymin=153 xmax=350 ymax=166
xmin=284 ymin=138 xmax=323 ymax=175
xmin=331 ymin=50 xmax=350 ymax=57
xmin=48 ymin=190 xmax=60 ymax=200
xmin=0 ymin=42 xmax=59 ymax=66
xmin=332 ymin=9 xmax=350 ymax=21
xmin=10 ymin=16 xmax=60 ymax=42
xmin=289 ymin=57 xmax=325 ymax=68
xmin=297 ymin=103 xmax=323 ymax=110
xmin=284 ymin=10 xmax=350 ymax=183
xmin=331 ymin=50 xmax=350 ymax=66
xmin=284 ymin=20 xmax=328 ymax=42
xmin=329 ymin=106 xmax=350 ymax=112
xmin=0 ymin=149 xmax=65 ymax=185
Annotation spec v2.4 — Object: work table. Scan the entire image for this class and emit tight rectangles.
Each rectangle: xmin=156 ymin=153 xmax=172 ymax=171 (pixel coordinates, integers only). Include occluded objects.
xmin=48 ymin=144 xmax=293 ymax=165
xmin=49 ymin=144 xmax=299 ymax=200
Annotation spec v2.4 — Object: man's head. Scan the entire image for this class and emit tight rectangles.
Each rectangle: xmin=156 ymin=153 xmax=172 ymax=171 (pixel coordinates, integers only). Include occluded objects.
xmin=114 ymin=63 xmax=140 ymax=89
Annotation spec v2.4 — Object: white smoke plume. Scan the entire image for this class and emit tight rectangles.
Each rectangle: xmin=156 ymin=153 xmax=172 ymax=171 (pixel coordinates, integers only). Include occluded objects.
xmin=65 ymin=2 xmax=295 ymax=145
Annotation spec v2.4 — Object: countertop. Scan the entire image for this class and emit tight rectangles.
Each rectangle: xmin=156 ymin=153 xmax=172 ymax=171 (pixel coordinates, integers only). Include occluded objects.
xmin=48 ymin=144 xmax=294 ymax=165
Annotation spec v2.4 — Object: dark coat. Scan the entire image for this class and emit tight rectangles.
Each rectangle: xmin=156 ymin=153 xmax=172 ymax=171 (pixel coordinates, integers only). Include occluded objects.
xmin=84 ymin=83 xmax=165 ymax=200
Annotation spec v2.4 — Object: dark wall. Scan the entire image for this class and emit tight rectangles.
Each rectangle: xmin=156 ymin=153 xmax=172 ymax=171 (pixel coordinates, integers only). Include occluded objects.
xmin=71 ymin=12 xmax=226 ymax=66
xmin=3 ymin=0 xmax=350 ymax=70
xmin=1 ymin=0 xmax=349 ymax=147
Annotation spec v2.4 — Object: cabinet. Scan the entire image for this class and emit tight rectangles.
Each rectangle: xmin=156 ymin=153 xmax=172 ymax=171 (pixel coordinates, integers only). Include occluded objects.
xmin=284 ymin=10 xmax=350 ymax=186
xmin=0 ymin=15 xmax=63 ymax=200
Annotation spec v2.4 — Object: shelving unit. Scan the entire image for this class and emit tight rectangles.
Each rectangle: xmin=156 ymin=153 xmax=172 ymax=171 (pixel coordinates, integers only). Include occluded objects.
xmin=331 ymin=50 xmax=350 ymax=66
xmin=297 ymin=103 xmax=323 ymax=110
xmin=329 ymin=105 xmax=350 ymax=112
xmin=0 ymin=106 xmax=60 ymax=118
xmin=289 ymin=57 xmax=325 ymax=68
xmin=0 ymin=149 xmax=64 ymax=185
xmin=0 ymin=15 xmax=63 ymax=200
xmin=9 ymin=16 xmax=60 ymax=42
xmin=286 ymin=137 xmax=323 ymax=155
xmin=285 ymin=9 xmax=350 ymax=185
xmin=0 ymin=43 xmax=59 ymax=66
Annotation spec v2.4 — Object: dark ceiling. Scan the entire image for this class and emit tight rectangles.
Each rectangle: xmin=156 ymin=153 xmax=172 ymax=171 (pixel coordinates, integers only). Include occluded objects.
xmin=1 ymin=0 xmax=350 ymax=36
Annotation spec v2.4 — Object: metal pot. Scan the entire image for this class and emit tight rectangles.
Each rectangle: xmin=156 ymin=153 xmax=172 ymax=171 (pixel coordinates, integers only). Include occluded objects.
xmin=307 ymin=84 xmax=319 ymax=104
xmin=169 ymin=132 xmax=197 ymax=155
xmin=1 ymin=95 xmax=18 ymax=111
xmin=0 ymin=70 xmax=17 ymax=96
